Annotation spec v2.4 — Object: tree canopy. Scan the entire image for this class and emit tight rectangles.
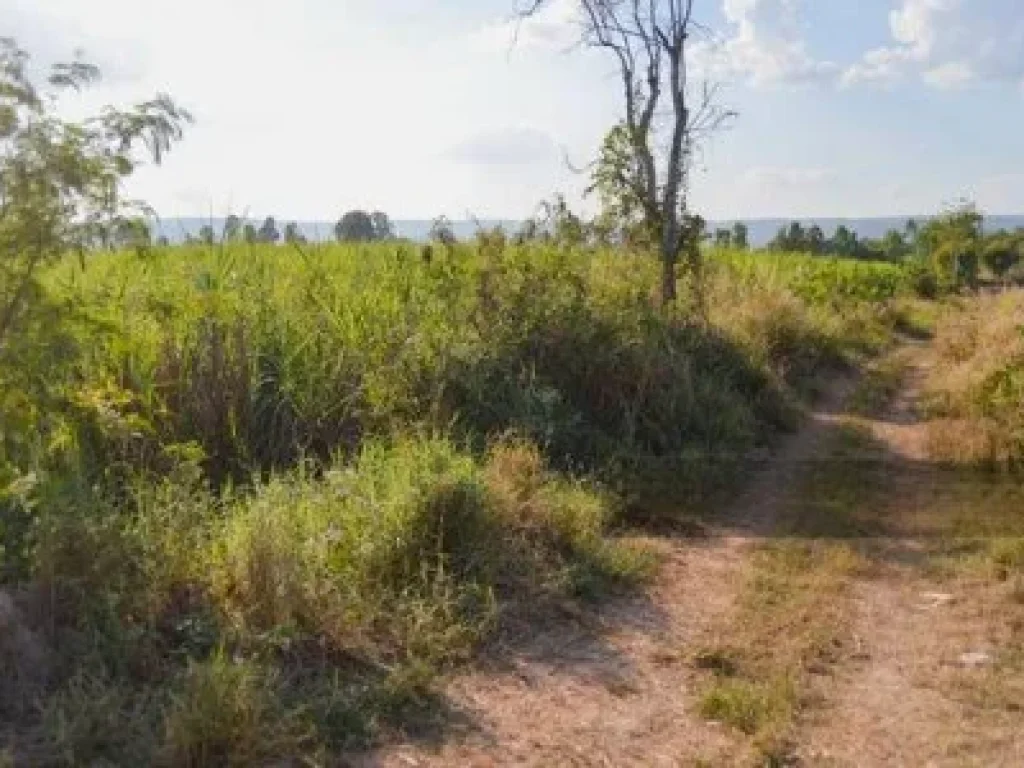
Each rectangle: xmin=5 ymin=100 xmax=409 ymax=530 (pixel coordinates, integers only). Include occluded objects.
xmin=519 ymin=0 xmax=733 ymax=305
xmin=335 ymin=210 xmax=394 ymax=242
xmin=0 ymin=37 xmax=191 ymax=347
xmin=257 ymin=216 xmax=280 ymax=244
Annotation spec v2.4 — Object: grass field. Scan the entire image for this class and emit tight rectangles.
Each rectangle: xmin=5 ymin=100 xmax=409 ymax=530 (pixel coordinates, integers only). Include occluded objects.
xmin=0 ymin=241 xmax=917 ymax=762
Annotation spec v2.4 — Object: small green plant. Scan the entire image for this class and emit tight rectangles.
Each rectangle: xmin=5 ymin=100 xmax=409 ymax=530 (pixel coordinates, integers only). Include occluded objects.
xmin=699 ymin=677 xmax=795 ymax=736
xmin=161 ymin=654 xmax=314 ymax=766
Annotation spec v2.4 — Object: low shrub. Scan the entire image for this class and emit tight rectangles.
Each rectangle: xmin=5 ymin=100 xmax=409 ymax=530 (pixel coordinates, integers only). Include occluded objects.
xmin=924 ymin=293 xmax=1024 ymax=466
xmin=31 ymin=243 xmax=890 ymax=489
xmin=5 ymin=436 xmax=648 ymax=760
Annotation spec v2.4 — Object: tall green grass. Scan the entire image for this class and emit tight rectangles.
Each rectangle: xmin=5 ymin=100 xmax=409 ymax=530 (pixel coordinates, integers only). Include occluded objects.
xmin=711 ymin=246 xmax=912 ymax=304
xmin=9 ymin=436 xmax=650 ymax=763
xmin=0 ymin=240 xmax=910 ymax=760
xmin=34 ymin=243 xmax=902 ymax=487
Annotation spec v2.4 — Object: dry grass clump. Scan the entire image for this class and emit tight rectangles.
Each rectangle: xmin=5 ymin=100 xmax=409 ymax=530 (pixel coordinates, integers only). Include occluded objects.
xmin=5 ymin=436 xmax=651 ymax=763
xmin=696 ymin=540 xmax=862 ymax=759
xmin=0 ymin=242 xmax=913 ymax=761
xmin=924 ymin=292 xmax=1024 ymax=465
xmin=694 ymin=426 xmax=876 ymax=762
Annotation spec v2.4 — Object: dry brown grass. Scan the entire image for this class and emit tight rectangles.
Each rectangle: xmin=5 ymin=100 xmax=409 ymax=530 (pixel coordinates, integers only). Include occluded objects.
xmin=697 ymin=541 xmax=862 ymax=758
xmin=925 ymin=417 xmax=1019 ymax=466
xmin=922 ymin=291 xmax=1024 ymax=465
xmin=694 ymin=426 xmax=875 ymax=761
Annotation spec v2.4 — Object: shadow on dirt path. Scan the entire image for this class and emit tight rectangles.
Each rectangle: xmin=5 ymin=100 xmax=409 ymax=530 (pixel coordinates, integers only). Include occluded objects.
xmin=790 ymin=341 xmax=1024 ymax=767
xmin=351 ymin=336 xmax=1024 ymax=767
xmin=349 ymin=374 xmax=868 ymax=767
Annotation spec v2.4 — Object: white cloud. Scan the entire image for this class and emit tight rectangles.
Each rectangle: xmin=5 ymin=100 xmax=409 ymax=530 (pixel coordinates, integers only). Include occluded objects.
xmin=923 ymin=61 xmax=975 ymax=89
xmin=3 ymin=0 xmax=147 ymax=85
xmin=474 ymin=0 xmax=835 ymax=86
xmin=694 ymin=0 xmax=837 ymax=87
xmin=843 ymin=0 xmax=1024 ymax=89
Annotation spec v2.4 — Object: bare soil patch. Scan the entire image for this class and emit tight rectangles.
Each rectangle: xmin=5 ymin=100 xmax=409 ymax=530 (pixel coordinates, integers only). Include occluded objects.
xmin=358 ymin=382 xmax=858 ymax=767
xmin=359 ymin=328 xmax=1024 ymax=767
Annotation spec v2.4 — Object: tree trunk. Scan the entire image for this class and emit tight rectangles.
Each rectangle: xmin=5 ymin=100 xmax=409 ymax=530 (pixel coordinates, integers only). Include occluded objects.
xmin=0 ymin=254 xmax=41 ymax=350
xmin=660 ymin=252 xmax=677 ymax=305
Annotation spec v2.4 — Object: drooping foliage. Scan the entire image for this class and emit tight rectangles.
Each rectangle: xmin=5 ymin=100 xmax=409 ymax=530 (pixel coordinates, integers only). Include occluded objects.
xmin=0 ymin=37 xmax=191 ymax=347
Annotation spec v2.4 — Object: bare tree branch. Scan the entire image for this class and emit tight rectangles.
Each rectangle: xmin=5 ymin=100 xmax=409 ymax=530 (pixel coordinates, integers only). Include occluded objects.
xmin=516 ymin=0 xmax=732 ymax=306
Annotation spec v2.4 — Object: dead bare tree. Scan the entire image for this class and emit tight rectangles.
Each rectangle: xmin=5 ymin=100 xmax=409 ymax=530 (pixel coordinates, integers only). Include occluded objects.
xmin=517 ymin=0 xmax=733 ymax=306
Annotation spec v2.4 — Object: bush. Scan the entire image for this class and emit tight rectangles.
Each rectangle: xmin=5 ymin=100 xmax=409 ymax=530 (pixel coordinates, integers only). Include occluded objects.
xmin=207 ymin=437 xmax=645 ymax=659
xmin=161 ymin=654 xmax=314 ymax=766
xmin=4 ymin=434 xmax=647 ymax=761
xmin=0 ymin=241 xmax=908 ymax=759
xmin=924 ymin=294 xmax=1024 ymax=466
xmin=27 ymin=243 xmax=875 ymax=490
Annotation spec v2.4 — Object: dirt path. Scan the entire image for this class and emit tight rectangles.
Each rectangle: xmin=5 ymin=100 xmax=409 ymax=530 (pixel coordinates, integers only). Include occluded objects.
xmin=359 ymin=382 xmax=858 ymax=767
xmin=360 ymin=337 xmax=1024 ymax=767
xmin=794 ymin=341 xmax=1024 ymax=767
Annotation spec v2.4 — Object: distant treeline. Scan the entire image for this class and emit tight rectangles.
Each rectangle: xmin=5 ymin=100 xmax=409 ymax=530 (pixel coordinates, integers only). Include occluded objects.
xmin=760 ymin=219 xmax=926 ymax=261
xmin=108 ymin=202 xmax=1024 ymax=294
xmin=767 ymin=208 xmax=1022 ymax=280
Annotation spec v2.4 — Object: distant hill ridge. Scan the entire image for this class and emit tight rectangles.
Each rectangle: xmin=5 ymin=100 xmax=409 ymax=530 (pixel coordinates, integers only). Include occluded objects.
xmin=153 ymin=215 xmax=1024 ymax=249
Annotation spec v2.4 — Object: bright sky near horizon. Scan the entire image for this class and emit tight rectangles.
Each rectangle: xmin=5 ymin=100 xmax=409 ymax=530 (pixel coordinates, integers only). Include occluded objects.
xmin=6 ymin=0 xmax=1024 ymax=221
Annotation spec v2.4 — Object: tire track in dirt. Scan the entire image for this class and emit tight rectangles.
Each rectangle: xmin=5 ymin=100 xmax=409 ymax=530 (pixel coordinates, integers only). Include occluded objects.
xmin=357 ymin=379 xmax=859 ymax=767
xmin=794 ymin=341 xmax=1024 ymax=767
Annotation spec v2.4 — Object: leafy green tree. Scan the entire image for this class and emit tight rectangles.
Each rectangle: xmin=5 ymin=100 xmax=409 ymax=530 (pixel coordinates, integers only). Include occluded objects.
xmin=589 ymin=124 xmax=653 ymax=249
xmin=878 ymin=229 xmax=910 ymax=262
xmin=111 ymin=217 xmax=152 ymax=251
xmin=429 ymin=215 xmax=457 ymax=247
xmin=243 ymin=223 xmax=258 ymax=244
xmin=917 ymin=202 xmax=983 ymax=288
xmin=769 ymin=222 xmax=805 ymax=251
xmin=769 ymin=225 xmax=788 ymax=250
xmin=223 ymin=215 xmax=243 ymax=242
xmin=0 ymin=37 xmax=191 ymax=348
xmin=257 ymin=216 xmax=280 ymax=244
xmin=283 ymin=222 xmax=306 ymax=244
xmin=806 ymin=224 xmax=825 ymax=254
xmin=731 ymin=222 xmax=749 ymax=250
xmin=786 ymin=222 xmax=806 ymax=250
xmin=198 ymin=224 xmax=215 ymax=246
xmin=713 ymin=228 xmax=732 ymax=248
xmin=830 ymin=225 xmax=858 ymax=257
xmin=335 ymin=210 xmax=376 ymax=242
xmin=371 ymin=211 xmax=395 ymax=241
xmin=981 ymin=236 xmax=1020 ymax=280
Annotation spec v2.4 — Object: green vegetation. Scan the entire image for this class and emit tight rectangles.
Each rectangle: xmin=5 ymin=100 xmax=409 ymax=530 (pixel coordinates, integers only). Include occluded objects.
xmin=696 ymin=537 xmax=863 ymax=759
xmin=8 ymin=28 xmax=1024 ymax=764
xmin=924 ymin=292 xmax=1024 ymax=467
xmin=0 ymin=39 xmax=926 ymax=753
xmin=694 ymin=423 xmax=878 ymax=761
xmin=0 ymin=234 xmax=910 ymax=759
xmin=712 ymin=246 xmax=912 ymax=304
xmin=765 ymin=204 xmax=1024 ymax=297
xmin=915 ymin=290 xmax=1024 ymax=631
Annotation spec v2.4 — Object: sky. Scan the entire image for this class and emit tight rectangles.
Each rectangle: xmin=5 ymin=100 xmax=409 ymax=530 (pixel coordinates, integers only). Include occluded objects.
xmin=6 ymin=0 xmax=1024 ymax=221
